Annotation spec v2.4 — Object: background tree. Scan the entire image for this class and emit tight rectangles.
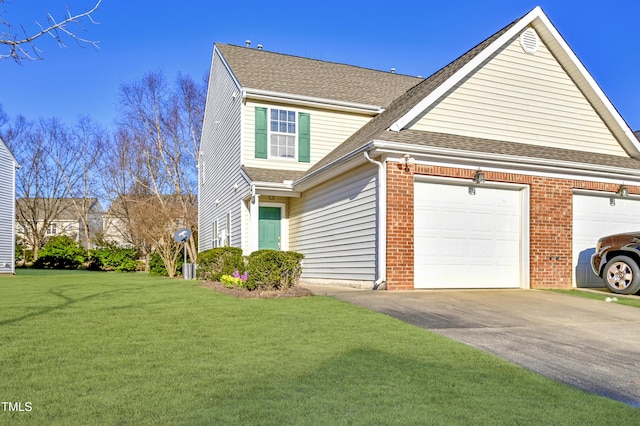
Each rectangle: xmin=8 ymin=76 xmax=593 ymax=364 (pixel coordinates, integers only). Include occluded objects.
xmin=0 ymin=0 xmax=102 ymax=62
xmin=113 ymin=70 xmax=205 ymax=273
xmin=6 ymin=117 xmax=72 ymax=259
xmin=51 ymin=116 xmax=107 ymax=249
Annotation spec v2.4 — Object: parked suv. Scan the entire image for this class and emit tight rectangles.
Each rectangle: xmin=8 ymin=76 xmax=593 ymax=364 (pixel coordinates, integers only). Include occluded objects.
xmin=591 ymin=232 xmax=640 ymax=294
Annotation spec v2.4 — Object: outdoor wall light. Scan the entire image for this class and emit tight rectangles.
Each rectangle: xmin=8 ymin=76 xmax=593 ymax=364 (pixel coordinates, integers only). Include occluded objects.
xmin=403 ymin=154 xmax=415 ymax=172
xmin=468 ymin=186 xmax=476 ymax=196
xmin=618 ymin=184 xmax=629 ymax=198
xmin=474 ymin=170 xmax=485 ymax=184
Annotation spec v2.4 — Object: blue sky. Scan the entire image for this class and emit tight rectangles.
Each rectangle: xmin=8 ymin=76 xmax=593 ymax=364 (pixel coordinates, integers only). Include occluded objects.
xmin=1 ymin=0 xmax=639 ymax=131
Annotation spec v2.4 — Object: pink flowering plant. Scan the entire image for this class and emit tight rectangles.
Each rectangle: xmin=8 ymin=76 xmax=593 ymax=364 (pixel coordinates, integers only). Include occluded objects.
xmin=220 ymin=270 xmax=249 ymax=289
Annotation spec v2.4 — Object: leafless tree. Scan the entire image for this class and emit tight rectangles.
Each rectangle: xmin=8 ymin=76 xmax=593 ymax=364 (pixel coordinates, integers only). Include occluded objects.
xmin=5 ymin=117 xmax=72 ymax=259
xmin=50 ymin=116 xmax=106 ymax=249
xmin=0 ymin=0 xmax=102 ymax=62
xmin=113 ymin=70 xmax=205 ymax=272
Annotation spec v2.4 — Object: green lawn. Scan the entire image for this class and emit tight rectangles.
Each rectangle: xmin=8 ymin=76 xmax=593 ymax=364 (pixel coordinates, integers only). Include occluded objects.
xmin=1 ymin=270 xmax=637 ymax=425
xmin=549 ymin=289 xmax=640 ymax=308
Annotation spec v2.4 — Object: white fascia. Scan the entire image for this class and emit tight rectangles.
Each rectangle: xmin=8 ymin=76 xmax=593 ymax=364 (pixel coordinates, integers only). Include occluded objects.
xmin=242 ymin=88 xmax=383 ymax=115
xmin=387 ymin=6 xmax=640 ymax=157
xmin=251 ymin=181 xmax=301 ymax=198
xmin=529 ymin=11 xmax=640 ymax=157
xmin=371 ymin=140 xmax=640 ymax=184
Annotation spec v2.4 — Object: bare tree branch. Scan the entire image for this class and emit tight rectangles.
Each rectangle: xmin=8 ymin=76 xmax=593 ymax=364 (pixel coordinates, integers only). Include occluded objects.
xmin=0 ymin=0 xmax=102 ymax=62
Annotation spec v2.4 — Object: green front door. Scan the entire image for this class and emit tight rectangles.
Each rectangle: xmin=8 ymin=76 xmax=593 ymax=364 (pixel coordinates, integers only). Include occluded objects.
xmin=259 ymin=206 xmax=281 ymax=250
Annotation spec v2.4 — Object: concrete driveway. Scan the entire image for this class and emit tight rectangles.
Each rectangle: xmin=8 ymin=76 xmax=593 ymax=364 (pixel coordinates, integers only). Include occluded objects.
xmin=303 ymin=285 xmax=640 ymax=407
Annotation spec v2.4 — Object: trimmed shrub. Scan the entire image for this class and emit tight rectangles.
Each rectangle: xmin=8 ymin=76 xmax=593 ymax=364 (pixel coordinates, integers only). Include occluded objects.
xmin=197 ymin=247 xmax=244 ymax=281
xmin=245 ymin=250 xmax=304 ymax=290
xmin=33 ymin=235 xmax=87 ymax=270
xmin=90 ymin=242 xmax=139 ymax=272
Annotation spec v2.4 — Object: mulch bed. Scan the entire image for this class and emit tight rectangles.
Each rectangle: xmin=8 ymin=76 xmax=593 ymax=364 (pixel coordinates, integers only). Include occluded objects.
xmin=200 ymin=281 xmax=314 ymax=299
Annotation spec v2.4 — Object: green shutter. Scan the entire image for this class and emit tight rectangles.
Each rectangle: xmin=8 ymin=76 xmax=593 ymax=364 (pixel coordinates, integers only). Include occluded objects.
xmin=298 ymin=112 xmax=310 ymax=163
xmin=255 ymin=107 xmax=268 ymax=159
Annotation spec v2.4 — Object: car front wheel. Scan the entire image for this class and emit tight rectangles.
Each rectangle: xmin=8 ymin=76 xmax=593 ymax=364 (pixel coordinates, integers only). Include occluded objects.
xmin=603 ymin=255 xmax=640 ymax=295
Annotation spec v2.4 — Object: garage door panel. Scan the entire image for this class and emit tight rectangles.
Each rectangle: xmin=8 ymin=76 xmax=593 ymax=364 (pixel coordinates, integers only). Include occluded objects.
xmin=415 ymin=181 xmax=523 ymax=289
xmin=573 ymin=194 xmax=640 ymax=288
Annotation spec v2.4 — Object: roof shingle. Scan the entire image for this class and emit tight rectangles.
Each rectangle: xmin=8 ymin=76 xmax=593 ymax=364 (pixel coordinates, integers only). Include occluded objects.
xmin=217 ymin=44 xmax=423 ymax=108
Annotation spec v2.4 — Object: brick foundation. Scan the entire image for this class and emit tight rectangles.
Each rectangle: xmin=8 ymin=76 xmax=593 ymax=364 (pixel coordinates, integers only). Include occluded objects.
xmin=384 ymin=161 xmax=636 ymax=290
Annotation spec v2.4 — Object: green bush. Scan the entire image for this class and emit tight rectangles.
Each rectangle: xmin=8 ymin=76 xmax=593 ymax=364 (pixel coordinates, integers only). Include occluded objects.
xmin=245 ymin=250 xmax=304 ymax=290
xmin=90 ymin=242 xmax=139 ymax=272
xmin=197 ymin=247 xmax=244 ymax=281
xmin=148 ymin=252 xmax=167 ymax=276
xmin=33 ymin=235 xmax=87 ymax=270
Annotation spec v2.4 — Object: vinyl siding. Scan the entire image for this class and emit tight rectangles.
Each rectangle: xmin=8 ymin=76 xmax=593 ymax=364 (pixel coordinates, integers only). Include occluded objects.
xmin=410 ymin=30 xmax=627 ymax=156
xmin=0 ymin=141 xmax=16 ymax=273
xmin=243 ymin=100 xmax=372 ymax=171
xmin=199 ymin=48 xmax=251 ymax=252
xmin=289 ymin=164 xmax=377 ymax=281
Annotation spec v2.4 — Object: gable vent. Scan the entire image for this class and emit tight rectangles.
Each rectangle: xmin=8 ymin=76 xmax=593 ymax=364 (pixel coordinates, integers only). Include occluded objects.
xmin=519 ymin=27 xmax=539 ymax=54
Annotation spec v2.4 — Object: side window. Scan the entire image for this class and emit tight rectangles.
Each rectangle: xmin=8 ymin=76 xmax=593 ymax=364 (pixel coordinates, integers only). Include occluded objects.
xmin=212 ymin=220 xmax=218 ymax=248
xmin=226 ymin=212 xmax=231 ymax=247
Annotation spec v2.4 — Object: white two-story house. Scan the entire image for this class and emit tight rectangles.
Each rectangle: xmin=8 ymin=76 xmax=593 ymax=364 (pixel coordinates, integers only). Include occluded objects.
xmin=200 ymin=6 xmax=640 ymax=291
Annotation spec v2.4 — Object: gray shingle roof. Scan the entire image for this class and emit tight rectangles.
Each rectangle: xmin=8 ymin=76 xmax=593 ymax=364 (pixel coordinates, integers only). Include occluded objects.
xmin=382 ymin=129 xmax=640 ymax=171
xmin=303 ymin=16 xmax=519 ymax=177
xmin=243 ymin=167 xmax=305 ymax=184
xmin=217 ymin=44 xmax=423 ymax=108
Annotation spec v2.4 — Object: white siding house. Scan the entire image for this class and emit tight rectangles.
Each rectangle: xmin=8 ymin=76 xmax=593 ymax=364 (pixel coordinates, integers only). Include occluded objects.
xmin=0 ymin=137 xmax=18 ymax=274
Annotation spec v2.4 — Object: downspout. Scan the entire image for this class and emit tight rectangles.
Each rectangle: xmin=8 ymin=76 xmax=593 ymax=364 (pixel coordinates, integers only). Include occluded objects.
xmin=364 ymin=151 xmax=386 ymax=290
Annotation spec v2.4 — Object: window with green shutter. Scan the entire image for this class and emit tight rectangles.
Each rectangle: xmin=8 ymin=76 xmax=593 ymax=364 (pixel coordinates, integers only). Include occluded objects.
xmin=255 ymin=107 xmax=310 ymax=162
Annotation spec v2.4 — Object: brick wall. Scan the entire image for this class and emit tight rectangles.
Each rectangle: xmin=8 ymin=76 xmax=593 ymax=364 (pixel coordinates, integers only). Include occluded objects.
xmin=384 ymin=161 xmax=636 ymax=290
xmin=386 ymin=162 xmax=414 ymax=290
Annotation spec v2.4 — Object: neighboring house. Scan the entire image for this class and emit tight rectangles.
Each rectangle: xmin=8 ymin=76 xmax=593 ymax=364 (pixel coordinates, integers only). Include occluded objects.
xmin=199 ymin=6 xmax=640 ymax=291
xmin=16 ymin=198 xmax=104 ymax=248
xmin=102 ymin=193 xmax=197 ymax=248
xmin=0 ymin=137 xmax=19 ymax=274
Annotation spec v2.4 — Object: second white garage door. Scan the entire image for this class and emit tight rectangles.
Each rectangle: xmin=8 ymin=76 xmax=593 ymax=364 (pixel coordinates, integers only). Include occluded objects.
xmin=573 ymin=192 xmax=640 ymax=287
xmin=414 ymin=180 xmax=526 ymax=289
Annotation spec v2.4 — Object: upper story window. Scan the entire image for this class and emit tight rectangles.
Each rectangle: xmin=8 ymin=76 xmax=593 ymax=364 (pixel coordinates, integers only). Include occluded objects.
xmin=255 ymin=107 xmax=310 ymax=163
xmin=46 ymin=223 xmax=57 ymax=235
xmin=270 ymin=109 xmax=296 ymax=159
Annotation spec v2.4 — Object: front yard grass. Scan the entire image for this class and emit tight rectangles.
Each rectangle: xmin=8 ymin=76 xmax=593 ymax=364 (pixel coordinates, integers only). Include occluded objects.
xmin=549 ymin=289 xmax=640 ymax=308
xmin=1 ymin=270 xmax=637 ymax=425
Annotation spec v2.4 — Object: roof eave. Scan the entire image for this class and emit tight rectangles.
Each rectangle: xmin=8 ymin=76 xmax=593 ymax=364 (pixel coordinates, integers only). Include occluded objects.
xmin=294 ymin=142 xmax=375 ymax=192
xmin=243 ymin=88 xmax=383 ymax=114
xmin=252 ymin=181 xmax=301 ymax=198
xmin=372 ymin=140 xmax=640 ymax=183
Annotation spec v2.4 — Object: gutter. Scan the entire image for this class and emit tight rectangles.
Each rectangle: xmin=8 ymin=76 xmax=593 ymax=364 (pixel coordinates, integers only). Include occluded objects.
xmin=371 ymin=140 xmax=640 ymax=184
xmin=363 ymin=151 xmax=386 ymax=290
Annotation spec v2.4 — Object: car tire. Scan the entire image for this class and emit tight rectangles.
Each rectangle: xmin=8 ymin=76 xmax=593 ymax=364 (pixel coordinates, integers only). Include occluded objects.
xmin=603 ymin=255 xmax=640 ymax=295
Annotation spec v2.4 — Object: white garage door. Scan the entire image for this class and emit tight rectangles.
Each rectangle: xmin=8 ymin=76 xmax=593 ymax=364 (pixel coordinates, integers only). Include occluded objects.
xmin=414 ymin=180 xmax=524 ymax=289
xmin=573 ymin=193 xmax=640 ymax=287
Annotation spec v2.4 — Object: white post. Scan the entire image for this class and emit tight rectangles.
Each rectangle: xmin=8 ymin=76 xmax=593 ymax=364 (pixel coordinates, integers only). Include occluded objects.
xmin=250 ymin=194 xmax=260 ymax=252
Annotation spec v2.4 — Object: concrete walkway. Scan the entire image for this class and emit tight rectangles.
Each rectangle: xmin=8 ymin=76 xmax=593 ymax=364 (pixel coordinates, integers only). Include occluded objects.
xmin=303 ymin=285 xmax=640 ymax=407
